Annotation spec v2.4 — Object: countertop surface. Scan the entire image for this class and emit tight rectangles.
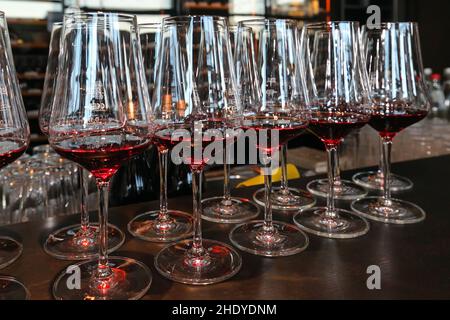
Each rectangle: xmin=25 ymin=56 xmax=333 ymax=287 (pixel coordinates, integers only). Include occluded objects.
xmin=2 ymin=155 xmax=450 ymax=300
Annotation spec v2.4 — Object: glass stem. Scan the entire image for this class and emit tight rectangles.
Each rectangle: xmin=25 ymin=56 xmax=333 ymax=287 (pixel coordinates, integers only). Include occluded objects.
xmin=96 ymin=180 xmax=112 ymax=278
xmin=325 ymin=145 xmax=338 ymax=218
xmin=191 ymin=169 xmax=203 ymax=253
xmin=333 ymin=146 xmax=342 ymax=187
xmin=280 ymin=144 xmax=289 ymax=194
xmin=262 ymin=159 xmax=274 ymax=233
xmin=378 ymin=138 xmax=384 ymax=177
xmin=381 ymin=138 xmax=393 ymax=204
xmin=158 ymin=150 xmax=170 ymax=220
xmin=222 ymin=162 xmax=232 ymax=206
xmin=79 ymin=168 xmax=90 ymax=233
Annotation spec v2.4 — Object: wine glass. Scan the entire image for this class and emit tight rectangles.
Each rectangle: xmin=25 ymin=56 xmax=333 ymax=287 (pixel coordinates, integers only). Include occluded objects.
xmin=229 ymin=19 xmax=310 ymax=256
xmin=128 ymin=23 xmax=193 ymax=241
xmin=200 ymin=25 xmax=260 ymax=224
xmin=153 ymin=16 xmax=242 ymax=285
xmin=40 ymin=22 xmax=125 ymax=260
xmin=351 ymin=23 xmax=430 ymax=224
xmin=232 ymin=22 xmax=316 ymax=212
xmin=293 ymin=21 xmax=371 ymax=239
xmin=49 ymin=12 xmax=152 ymax=300
xmin=352 ymin=137 xmax=413 ymax=192
xmin=0 ymin=11 xmax=31 ymax=299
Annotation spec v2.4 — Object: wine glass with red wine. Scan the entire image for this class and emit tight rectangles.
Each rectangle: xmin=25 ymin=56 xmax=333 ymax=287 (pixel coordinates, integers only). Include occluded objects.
xmin=200 ymin=24 xmax=261 ymax=224
xmin=39 ymin=22 xmax=125 ymax=260
xmin=229 ymin=19 xmax=310 ymax=256
xmin=235 ymin=22 xmax=316 ymax=212
xmin=351 ymin=23 xmax=430 ymax=224
xmin=153 ymin=16 xmax=242 ymax=285
xmin=127 ymin=23 xmax=194 ymax=241
xmin=293 ymin=21 xmax=371 ymax=239
xmin=49 ymin=12 xmax=153 ymax=300
xmin=0 ymin=11 xmax=31 ymax=300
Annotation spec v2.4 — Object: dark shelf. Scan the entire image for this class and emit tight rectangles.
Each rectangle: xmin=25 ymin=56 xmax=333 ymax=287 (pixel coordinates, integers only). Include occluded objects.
xmin=18 ymin=73 xmax=46 ymax=80
xmin=11 ymin=42 xmax=48 ymax=50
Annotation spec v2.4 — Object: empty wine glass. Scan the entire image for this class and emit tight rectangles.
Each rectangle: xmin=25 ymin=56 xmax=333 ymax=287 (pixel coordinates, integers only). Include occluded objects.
xmin=351 ymin=23 xmax=430 ymax=224
xmin=229 ymin=19 xmax=310 ymax=256
xmin=293 ymin=21 xmax=371 ymax=239
xmin=39 ymin=22 xmax=125 ymax=260
xmin=49 ymin=12 xmax=152 ymax=300
xmin=153 ymin=16 xmax=242 ymax=285
xmin=0 ymin=11 xmax=31 ymax=300
xmin=128 ymin=23 xmax=193 ymax=241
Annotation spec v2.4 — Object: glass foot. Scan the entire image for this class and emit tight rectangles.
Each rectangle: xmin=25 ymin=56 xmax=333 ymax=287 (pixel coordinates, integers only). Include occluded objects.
xmin=0 ymin=237 xmax=22 ymax=269
xmin=351 ymin=197 xmax=426 ymax=224
xmin=44 ymin=223 xmax=125 ymax=260
xmin=154 ymin=239 xmax=242 ymax=285
xmin=352 ymin=171 xmax=413 ymax=192
xmin=253 ymin=187 xmax=316 ymax=211
xmin=0 ymin=277 xmax=30 ymax=300
xmin=229 ymin=221 xmax=309 ymax=257
xmin=128 ymin=210 xmax=193 ymax=242
xmin=293 ymin=207 xmax=370 ymax=239
xmin=52 ymin=256 xmax=152 ymax=300
xmin=307 ymin=179 xmax=368 ymax=201
xmin=202 ymin=196 xmax=260 ymax=223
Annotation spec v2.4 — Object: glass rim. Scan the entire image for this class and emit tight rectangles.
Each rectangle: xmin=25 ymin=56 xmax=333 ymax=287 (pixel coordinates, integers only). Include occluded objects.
xmin=304 ymin=21 xmax=361 ymax=29
xmin=362 ymin=21 xmax=419 ymax=29
xmin=139 ymin=22 xmax=161 ymax=28
xmin=163 ymin=15 xmax=228 ymax=26
xmin=63 ymin=11 xmax=136 ymax=23
xmin=238 ymin=18 xmax=299 ymax=27
xmin=139 ymin=22 xmax=161 ymax=32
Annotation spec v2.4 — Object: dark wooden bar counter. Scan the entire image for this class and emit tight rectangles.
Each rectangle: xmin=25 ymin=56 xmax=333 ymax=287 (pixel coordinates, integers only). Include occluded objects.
xmin=2 ymin=155 xmax=450 ymax=300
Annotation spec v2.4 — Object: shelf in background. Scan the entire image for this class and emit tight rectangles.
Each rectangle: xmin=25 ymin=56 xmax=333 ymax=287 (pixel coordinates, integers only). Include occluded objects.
xmin=18 ymin=72 xmax=46 ymax=80
xmin=22 ymin=90 xmax=42 ymax=97
xmin=27 ymin=110 xmax=39 ymax=120
xmin=7 ymin=18 xmax=47 ymax=27
xmin=11 ymin=42 xmax=48 ymax=50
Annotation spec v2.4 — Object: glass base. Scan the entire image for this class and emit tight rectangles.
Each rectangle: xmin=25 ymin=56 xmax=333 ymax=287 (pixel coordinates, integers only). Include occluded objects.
xmin=293 ymin=207 xmax=370 ymax=239
xmin=253 ymin=187 xmax=316 ymax=211
xmin=154 ymin=239 xmax=242 ymax=285
xmin=43 ymin=223 xmax=125 ymax=260
xmin=351 ymin=197 xmax=426 ymax=224
xmin=0 ymin=237 xmax=22 ymax=269
xmin=128 ymin=210 xmax=193 ymax=242
xmin=0 ymin=277 xmax=30 ymax=300
xmin=307 ymin=179 xmax=368 ymax=201
xmin=201 ymin=197 xmax=260 ymax=224
xmin=352 ymin=171 xmax=413 ymax=192
xmin=229 ymin=221 xmax=309 ymax=257
xmin=52 ymin=256 xmax=152 ymax=300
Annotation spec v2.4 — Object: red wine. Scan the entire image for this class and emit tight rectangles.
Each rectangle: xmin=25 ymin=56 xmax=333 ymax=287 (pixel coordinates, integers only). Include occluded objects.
xmin=0 ymin=139 xmax=27 ymax=169
xmin=369 ymin=111 xmax=428 ymax=139
xmin=240 ymin=116 xmax=308 ymax=154
xmin=308 ymin=112 xmax=369 ymax=146
xmin=153 ymin=120 xmax=231 ymax=171
xmin=52 ymin=133 xmax=151 ymax=182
